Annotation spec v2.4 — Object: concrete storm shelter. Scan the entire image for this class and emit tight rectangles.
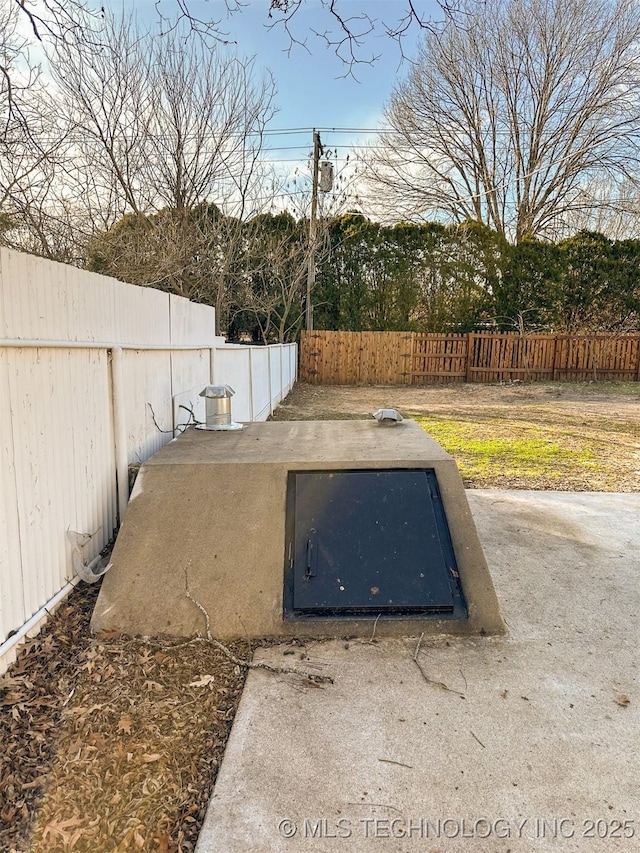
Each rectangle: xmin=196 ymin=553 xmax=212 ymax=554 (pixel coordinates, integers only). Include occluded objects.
xmin=91 ymin=420 xmax=505 ymax=639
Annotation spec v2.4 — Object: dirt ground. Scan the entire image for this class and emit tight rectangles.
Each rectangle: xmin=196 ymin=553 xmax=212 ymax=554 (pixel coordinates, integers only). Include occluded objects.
xmin=1 ymin=380 xmax=638 ymax=853
xmin=271 ymin=379 xmax=640 ymax=423
xmin=272 ymin=381 xmax=640 ymax=491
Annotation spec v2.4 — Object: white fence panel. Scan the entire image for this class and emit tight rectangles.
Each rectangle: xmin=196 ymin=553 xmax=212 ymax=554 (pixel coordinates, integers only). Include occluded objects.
xmin=212 ymin=346 xmax=253 ymax=421
xmin=59 ymin=263 xmax=118 ymax=343
xmin=282 ymin=345 xmax=294 ymax=394
xmin=1 ymin=251 xmax=111 ymax=342
xmin=171 ymin=349 xmax=210 ymax=404
xmin=269 ymin=346 xmax=283 ymax=409
xmin=171 ymin=351 xmax=210 ymax=433
xmin=172 ymin=387 xmax=205 ymax=433
xmin=250 ymin=347 xmax=272 ymax=421
xmin=114 ymin=278 xmax=170 ymax=346
xmin=210 ymin=343 xmax=297 ymax=423
xmin=62 ymin=265 xmax=112 ymax=342
xmin=288 ymin=345 xmax=297 ymax=392
xmin=121 ymin=349 xmax=173 ymax=464
xmin=169 ymin=295 xmax=216 ymax=346
xmin=1 ymin=249 xmax=297 ymax=673
xmin=0 ymin=349 xmax=23 ymax=643
xmin=2 ymin=346 xmax=116 ymax=638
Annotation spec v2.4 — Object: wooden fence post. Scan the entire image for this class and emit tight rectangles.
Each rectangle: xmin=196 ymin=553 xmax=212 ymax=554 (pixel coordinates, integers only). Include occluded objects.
xmin=403 ymin=333 xmax=415 ymax=385
xmin=465 ymin=333 xmax=474 ymax=383
xmin=551 ymin=334 xmax=559 ymax=381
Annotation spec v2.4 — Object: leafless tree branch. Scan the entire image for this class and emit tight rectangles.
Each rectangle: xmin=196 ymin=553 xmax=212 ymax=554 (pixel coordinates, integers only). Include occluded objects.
xmin=364 ymin=0 xmax=640 ymax=242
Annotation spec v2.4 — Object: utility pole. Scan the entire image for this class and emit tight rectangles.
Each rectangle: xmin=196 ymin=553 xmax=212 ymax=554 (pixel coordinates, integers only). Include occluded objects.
xmin=306 ymin=130 xmax=322 ymax=331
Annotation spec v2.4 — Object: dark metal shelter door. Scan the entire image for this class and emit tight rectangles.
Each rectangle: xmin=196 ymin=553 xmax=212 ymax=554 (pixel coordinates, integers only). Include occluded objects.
xmin=290 ymin=470 xmax=457 ymax=616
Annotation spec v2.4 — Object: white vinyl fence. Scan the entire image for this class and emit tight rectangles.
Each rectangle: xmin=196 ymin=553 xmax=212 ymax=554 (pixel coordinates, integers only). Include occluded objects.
xmin=0 ymin=249 xmax=296 ymax=673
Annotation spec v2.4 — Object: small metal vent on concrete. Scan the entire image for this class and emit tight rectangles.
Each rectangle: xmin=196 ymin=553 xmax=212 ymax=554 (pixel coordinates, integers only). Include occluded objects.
xmin=196 ymin=385 xmax=242 ymax=431
xmin=284 ymin=469 xmax=466 ymax=620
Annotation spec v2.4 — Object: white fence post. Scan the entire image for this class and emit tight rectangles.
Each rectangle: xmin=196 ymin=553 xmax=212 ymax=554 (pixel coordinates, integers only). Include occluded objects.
xmin=110 ymin=346 xmax=129 ymax=525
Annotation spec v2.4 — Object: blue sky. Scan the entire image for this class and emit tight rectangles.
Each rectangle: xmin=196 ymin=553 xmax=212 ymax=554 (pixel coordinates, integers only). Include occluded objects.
xmin=107 ymin=1 xmax=444 ymax=180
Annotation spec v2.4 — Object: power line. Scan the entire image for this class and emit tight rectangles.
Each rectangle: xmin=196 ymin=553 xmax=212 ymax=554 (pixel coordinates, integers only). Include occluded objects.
xmin=252 ymin=127 xmax=391 ymax=136
xmin=8 ymin=126 xmax=392 ymax=145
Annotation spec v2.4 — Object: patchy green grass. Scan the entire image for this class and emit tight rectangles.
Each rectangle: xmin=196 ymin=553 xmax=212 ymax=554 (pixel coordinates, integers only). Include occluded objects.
xmin=550 ymin=380 xmax=640 ymax=397
xmin=272 ymin=382 xmax=639 ymax=490
xmin=411 ymin=415 xmax=603 ymax=488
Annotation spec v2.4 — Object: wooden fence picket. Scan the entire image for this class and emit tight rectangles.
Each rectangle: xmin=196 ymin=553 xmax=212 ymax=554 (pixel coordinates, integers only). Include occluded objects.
xmin=299 ymin=330 xmax=640 ymax=385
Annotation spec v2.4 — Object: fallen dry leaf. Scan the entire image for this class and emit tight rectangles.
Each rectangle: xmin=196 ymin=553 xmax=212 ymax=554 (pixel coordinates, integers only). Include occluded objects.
xmin=188 ymin=675 xmax=216 ymax=688
xmin=42 ymin=815 xmax=83 ymax=844
xmin=118 ymin=715 xmax=133 ymax=734
xmin=95 ymin=629 xmax=120 ymax=640
xmin=155 ymin=833 xmax=170 ymax=853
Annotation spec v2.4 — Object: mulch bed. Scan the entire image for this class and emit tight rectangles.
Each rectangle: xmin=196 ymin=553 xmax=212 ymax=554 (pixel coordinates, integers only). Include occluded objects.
xmin=1 ymin=583 xmax=252 ymax=852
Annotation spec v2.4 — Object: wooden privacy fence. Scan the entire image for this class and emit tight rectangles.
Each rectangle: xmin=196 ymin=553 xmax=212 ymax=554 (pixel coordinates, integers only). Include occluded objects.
xmin=300 ymin=330 xmax=640 ymax=385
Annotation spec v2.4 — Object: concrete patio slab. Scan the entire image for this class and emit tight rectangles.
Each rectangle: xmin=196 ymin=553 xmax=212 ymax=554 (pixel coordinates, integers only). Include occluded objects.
xmin=196 ymin=490 xmax=640 ymax=852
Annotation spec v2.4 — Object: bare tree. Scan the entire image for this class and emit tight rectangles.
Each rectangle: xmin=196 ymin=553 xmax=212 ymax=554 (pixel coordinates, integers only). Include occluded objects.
xmin=0 ymin=2 xmax=80 ymax=259
xmin=53 ymin=15 xmax=275 ymax=217
xmin=50 ymin=13 xmax=276 ymax=328
xmin=1 ymin=0 xmax=34 ymax=128
xmin=365 ymin=0 xmax=640 ymax=243
xmin=258 ymin=0 xmax=465 ymax=70
xmin=9 ymin=0 xmax=97 ymax=40
xmin=12 ymin=1 xmax=465 ymax=73
xmin=559 ymin=178 xmax=640 ymax=240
